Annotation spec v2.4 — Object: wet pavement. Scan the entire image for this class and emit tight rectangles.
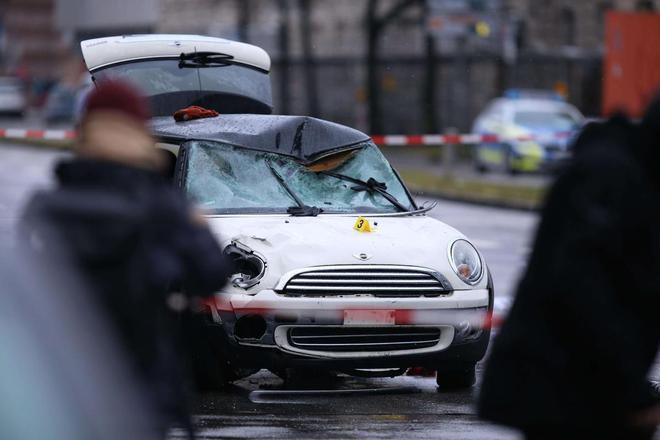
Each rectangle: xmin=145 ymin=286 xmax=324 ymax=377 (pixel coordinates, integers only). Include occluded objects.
xmin=175 ymin=368 xmax=522 ymax=440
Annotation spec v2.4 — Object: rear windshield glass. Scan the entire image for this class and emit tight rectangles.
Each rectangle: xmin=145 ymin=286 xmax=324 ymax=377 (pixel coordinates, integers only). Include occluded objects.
xmin=184 ymin=141 xmax=414 ymax=214
xmin=93 ymin=59 xmax=272 ymax=115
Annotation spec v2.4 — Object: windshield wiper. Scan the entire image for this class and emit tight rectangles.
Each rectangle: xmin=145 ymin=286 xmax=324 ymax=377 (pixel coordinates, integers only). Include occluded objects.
xmin=266 ymin=160 xmax=322 ymax=217
xmin=179 ymin=51 xmax=234 ymax=68
xmin=317 ymin=171 xmax=410 ymax=212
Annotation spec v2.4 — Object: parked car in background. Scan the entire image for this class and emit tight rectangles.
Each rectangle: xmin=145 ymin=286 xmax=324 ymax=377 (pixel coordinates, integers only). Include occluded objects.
xmin=0 ymin=77 xmax=26 ymax=116
xmin=43 ymin=57 xmax=92 ymax=124
xmin=43 ymin=81 xmax=90 ymax=124
xmin=472 ymin=89 xmax=585 ymax=174
xmin=81 ymin=34 xmax=493 ymax=391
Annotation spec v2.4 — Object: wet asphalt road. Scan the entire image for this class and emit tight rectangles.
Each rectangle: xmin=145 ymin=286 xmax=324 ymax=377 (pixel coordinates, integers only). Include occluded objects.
xmin=0 ymin=143 xmax=656 ymax=440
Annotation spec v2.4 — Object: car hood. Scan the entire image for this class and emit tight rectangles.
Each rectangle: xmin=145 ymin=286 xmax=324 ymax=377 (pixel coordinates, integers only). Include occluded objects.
xmin=207 ymin=214 xmax=488 ymax=293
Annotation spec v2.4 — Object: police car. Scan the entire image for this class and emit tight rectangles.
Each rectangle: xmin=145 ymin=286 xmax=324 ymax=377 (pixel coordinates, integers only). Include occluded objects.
xmin=472 ymin=90 xmax=585 ymax=174
xmin=80 ymin=34 xmax=493 ymax=390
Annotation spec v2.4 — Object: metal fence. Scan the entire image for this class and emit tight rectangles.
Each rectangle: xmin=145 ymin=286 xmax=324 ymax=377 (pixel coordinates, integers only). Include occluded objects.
xmin=270 ymin=53 xmax=602 ymax=134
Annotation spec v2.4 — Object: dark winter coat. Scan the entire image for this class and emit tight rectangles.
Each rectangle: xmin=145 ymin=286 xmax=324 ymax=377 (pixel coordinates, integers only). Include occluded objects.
xmin=478 ymin=116 xmax=660 ymax=432
xmin=22 ymin=158 xmax=230 ymax=429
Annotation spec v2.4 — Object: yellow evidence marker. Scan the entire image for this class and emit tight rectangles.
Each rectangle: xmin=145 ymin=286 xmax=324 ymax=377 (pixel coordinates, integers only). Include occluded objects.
xmin=353 ymin=216 xmax=373 ymax=233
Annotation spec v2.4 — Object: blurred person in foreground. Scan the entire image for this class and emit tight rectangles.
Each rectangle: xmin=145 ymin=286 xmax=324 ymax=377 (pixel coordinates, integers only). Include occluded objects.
xmin=21 ymin=79 xmax=230 ymax=437
xmin=478 ymin=99 xmax=660 ymax=440
xmin=0 ymin=250 xmax=160 ymax=440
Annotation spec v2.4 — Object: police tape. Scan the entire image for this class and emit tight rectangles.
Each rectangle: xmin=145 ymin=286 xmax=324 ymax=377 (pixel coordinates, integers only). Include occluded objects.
xmin=201 ymin=296 xmax=506 ymax=330
xmin=0 ymin=128 xmax=571 ymax=147
xmin=371 ymin=132 xmax=573 ymax=146
xmin=0 ymin=128 xmax=77 ymax=141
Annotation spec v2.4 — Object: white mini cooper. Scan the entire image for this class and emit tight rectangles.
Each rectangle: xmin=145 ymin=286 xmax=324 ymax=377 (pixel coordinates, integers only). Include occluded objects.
xmin=81 ymin=34 xmax=493 ymax=390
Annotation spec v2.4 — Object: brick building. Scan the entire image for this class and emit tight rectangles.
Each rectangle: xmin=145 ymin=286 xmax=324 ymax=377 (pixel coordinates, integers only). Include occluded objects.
xmin=0 ymin=0 xmax=67 ymax=78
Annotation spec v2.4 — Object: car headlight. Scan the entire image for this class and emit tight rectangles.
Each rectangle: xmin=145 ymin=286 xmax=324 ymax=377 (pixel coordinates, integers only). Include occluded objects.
xmin=224 ymin=242 xmax=266 ymax=290
xmin=449 ymin=239 xmax=483 ymax=285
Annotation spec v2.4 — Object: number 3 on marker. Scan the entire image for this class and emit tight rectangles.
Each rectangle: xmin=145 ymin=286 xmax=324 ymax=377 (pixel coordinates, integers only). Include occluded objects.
xmin=353 ymin=216 xmax=372 ymax=233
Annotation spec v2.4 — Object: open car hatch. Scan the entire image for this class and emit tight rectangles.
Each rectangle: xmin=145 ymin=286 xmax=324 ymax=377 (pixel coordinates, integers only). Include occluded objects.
xmin=80 ymin=34 xmax=273 ymax=116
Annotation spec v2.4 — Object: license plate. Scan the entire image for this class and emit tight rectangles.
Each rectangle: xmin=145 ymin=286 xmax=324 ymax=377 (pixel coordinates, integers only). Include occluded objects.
xmin=343 ymin=309 xmax=395 ymax=325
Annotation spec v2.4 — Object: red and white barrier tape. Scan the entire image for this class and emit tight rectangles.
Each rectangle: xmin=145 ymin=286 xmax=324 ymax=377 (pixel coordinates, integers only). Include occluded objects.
xmin=0 ymin=128 xmax=571 ymax=146
xmin=371 ymin=132 xmax=573 ymax=146
xmin=0 ymin=128 xmax=77 ymax=141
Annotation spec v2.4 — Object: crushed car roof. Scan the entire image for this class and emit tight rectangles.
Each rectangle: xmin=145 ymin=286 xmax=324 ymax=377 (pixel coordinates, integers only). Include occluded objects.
xmin=152 ymin=114 xmax=371 ymax=163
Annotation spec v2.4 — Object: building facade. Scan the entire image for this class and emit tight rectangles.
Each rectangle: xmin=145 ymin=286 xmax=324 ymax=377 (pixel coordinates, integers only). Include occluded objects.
xmin=2 ymin=0 xmax=656 ymax=130
xmin=157 ymin=0 xmax=658 ymax=131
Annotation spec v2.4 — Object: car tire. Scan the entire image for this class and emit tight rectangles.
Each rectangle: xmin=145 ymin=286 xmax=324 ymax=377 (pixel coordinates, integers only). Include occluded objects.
xmin=475 ymin=162 xmax=488 ymax=173
xmin=186 ymin=315 xmax=236 ymax=391
xmin=504 ymin=145 xmax=519 ymax=176
xmin=436 ymin=363 xmax=476 ymax=391
xmin=192 ymin=354 xmax=234 ymax=391
xmin=473 ymin=146 xmax=488 ymax=173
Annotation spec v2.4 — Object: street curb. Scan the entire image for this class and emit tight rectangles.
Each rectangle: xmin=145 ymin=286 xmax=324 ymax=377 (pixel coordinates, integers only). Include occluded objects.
xmin=0 ymin=137 xmax=74 ymax=150
xmin=401 ymin=171 xmax=545 ymax=212
xmin=410 ymin=188 xmax=541 ymax=212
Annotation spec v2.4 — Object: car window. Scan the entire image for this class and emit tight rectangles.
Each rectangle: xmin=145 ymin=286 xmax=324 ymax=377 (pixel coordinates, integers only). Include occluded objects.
xmin=93 ymin=59 xmax=272 ymax=115
xmin=184 ymin=141 xmax=414 ymax=214
xmin=513 ymin=110 xmax=581 ymax=131
xmin=0 ymin=78 xmax=22 ymax=91
xmin=475 ymin=101 xmax=504 ymax=130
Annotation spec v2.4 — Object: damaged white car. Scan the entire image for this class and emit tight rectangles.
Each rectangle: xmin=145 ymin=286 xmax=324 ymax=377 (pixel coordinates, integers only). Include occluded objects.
xmin=81 ymin=34 xmax=493 ymax=390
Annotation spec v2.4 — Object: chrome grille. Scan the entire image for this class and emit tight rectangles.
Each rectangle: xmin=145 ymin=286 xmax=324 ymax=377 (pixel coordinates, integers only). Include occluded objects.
xmin=288 ymin=326 xmax=442 ymax=352
xmin=279 ymin=266 xmax=451 ymax=297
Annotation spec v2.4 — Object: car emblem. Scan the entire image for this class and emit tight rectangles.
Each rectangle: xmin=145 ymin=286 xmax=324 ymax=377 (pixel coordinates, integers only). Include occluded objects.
xmin=353 ymin=252 xmax=372 ymax=261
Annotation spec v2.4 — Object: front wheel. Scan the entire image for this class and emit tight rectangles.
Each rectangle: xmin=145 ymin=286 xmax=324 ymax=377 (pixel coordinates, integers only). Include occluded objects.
xmin=184 ymin=313 xmax=239 ymax=391
xmin=436 ymin=363 xmax=476 ymax=391
xmin=504 ymin=145 xmax=520 ymax=176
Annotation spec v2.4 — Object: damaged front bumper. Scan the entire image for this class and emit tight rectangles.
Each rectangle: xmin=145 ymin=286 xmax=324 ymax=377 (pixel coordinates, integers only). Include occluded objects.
xmin=203 ymin=287 xmax=492 ymax=370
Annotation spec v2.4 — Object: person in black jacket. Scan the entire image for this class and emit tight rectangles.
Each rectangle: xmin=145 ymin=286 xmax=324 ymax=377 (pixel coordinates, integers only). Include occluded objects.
xmin=478 ymin=100 xmax=660 ymax=440
xmin=22 ymin=80 xmax=230 ymax=438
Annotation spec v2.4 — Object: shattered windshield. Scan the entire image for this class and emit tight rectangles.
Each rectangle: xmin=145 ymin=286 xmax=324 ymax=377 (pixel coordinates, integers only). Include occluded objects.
xmin=184 ymin=141 xmax=414 ymax=214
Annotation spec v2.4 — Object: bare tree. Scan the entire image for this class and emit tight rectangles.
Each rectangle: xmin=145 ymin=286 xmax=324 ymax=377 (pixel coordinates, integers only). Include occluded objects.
xmin=365 ymin=0 xmax=422 ymax=134
xmin=299 ymin=0 xmax=319 ymax=117
xmin=422 ymin=0 xmax=438 ymax=133
xmin=278 ymin=0 xmax=291 ymax=114
xmin=236 ymin=0 xmax=250 ymax=42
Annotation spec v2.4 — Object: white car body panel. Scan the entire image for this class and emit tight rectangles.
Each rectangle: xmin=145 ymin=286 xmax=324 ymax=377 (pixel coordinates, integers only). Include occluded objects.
xmin=206 ymin=212 xmax=490 ymax=360
xmin=0 ymin=78 xmax=25 ymax=113
xmin=81 ymin=34 xmax=271 ymax=72
xmin=206 ymin=214 xmax=489 ymax=296
xmin=0 ymin=92 xmax=25 ymax=112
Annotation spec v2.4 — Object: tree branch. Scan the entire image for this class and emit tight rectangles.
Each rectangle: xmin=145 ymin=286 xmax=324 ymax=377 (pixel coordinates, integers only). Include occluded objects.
xmin=376 ymin=0 xmax=422 ymax=30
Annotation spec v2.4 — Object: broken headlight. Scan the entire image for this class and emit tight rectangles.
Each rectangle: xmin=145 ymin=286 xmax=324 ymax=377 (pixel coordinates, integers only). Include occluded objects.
xmin=449 ymin=239 xmax=482 ymax=285
xmin=223 ymin=242 xmax=266 ymax=290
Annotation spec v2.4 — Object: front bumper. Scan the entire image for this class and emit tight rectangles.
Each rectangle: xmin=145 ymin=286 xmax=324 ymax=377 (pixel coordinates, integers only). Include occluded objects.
xmin=205 ymin=288 xmax=492 ymax=369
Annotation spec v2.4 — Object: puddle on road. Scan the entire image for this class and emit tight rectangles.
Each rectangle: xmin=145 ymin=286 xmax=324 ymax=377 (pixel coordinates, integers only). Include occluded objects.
xmin=249 ymin=385 xmax=421 ymax=404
